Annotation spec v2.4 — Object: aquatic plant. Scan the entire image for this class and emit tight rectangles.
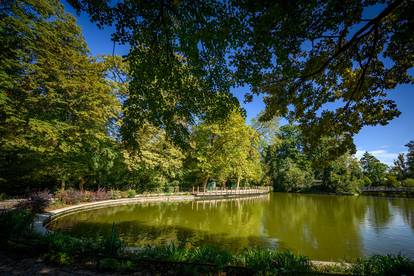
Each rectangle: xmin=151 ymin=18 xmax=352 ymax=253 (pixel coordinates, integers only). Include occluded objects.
xmin=241 ymin=248 xmax=311 ymax=273
xmin=351 ymin=254 xmax=414 ymax=275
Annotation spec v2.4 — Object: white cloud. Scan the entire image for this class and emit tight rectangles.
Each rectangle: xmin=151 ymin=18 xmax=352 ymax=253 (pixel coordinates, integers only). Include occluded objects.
xmin=355 ymin=148 xmax=406 ymax=166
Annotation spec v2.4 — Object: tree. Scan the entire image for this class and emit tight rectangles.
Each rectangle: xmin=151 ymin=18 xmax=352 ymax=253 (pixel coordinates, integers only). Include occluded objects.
xmin=0 ymin=0 xmax=120 ymax=192
xmin=392 ymin=153 xmax=407 ymax=180
xmin=405 ymin=141 xmax=414 ymax=178
xmin=69 ymin=0 xmax=413 ymax=156
xmin=321 ymin=153 xmax=364 ymax=193
xmin=123 ymin=124 xmax=185 ymax=192
xmin=189 ymin=110 xmax=262 ymax=189
xmin=266 ymin=124 xmax=314 ymax=191
xmin=251 ymin=112 xmax=279 ymax=155
xmin=360 ymin=152 xmax=388 ymax=186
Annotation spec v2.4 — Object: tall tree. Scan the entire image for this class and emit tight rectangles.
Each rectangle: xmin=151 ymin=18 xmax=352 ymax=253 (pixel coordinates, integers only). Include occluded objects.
xmin=266 ymin=124 xmax=314 ymax=191
xmin=360 ymin=152 xmax=388 ymax=186
xmin=69 ymin=0 xmax=413 ymax=156
xmin=123 ymin=124 xmax=185 ymax=192
xmin=392 ymin=153 xmax=407 ymax=180
xmin=405 ymin=141 xmax=414 ymax=178
xmin=0 ymin=0 xmax=120 ymax=192
xmin=189 ymin=110 xmax=262 ymax=189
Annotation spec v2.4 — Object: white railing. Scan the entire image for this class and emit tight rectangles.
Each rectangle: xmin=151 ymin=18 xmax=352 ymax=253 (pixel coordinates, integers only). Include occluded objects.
xmin=192 ymin=186 xmax=270 ymax=197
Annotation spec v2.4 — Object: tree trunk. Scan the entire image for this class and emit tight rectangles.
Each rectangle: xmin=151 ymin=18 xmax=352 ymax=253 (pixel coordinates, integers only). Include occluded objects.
xmin=79 ymin=177 xmax=86 ymax=191
xmin=61 ymin=179 xmax=65 ymax=191
xmin=236 ymin=176 xmax=240 ymax=189
xmin=203 ymin=176 xmax=209 ymax=191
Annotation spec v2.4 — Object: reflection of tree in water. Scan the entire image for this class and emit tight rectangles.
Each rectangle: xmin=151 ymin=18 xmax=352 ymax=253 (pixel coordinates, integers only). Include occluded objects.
xmin=262 ymin=193 xmax=368 ymax=261
xmin=389 ymin=198 xmax=414 ymax=230
xmin=364 ymin=197 xmax=392 ymax=232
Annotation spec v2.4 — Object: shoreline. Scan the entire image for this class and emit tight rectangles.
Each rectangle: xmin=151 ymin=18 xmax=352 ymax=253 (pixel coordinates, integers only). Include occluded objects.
xmin=32 ymin=193 xmax=352 ymax=269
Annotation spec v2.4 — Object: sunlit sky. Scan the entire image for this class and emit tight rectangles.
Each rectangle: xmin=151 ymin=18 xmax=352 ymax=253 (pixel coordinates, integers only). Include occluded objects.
xmin=63 ymin=1 xmax=414 ymax=165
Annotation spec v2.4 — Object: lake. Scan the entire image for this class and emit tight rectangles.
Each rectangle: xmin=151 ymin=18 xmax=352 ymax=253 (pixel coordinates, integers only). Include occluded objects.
xmin=48 ymin=193 xmax=414 ymax=261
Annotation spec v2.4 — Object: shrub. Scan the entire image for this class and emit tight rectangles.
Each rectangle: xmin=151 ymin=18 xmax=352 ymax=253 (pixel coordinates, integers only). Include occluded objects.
xmin=127 ymin=189 xmax=137 ymax=198
xmin=384 ymin=174 xmax=401 ymax=187
xmin=351 ymin=254 xmax=414 ymax=275
xmin=187 ymin=246 xmax=234 ymax=268
xmin=99 ymin=258 xmax=134 ymax=271
xmin=16 ymin=190 xmax=52 ymax=213
xmin=241 ymin=248 xmax=311 ymax=273
xmin=92 ymin=188 xmax=110 ymax=201
xmin=45 ymin=232 xmax=102 ymax=259
xmin=47 ymin=251 xmax=74 ymax=265
xmin=100 ymin=223 xmax=124 ymax=256
xmin=0 ymin=209 xmax=34 ymax=239
xmin=403 ymin=178 xmax=414 ymax=187
xmin=109 ymin=190 xmax=121 ymax=199
xmin=0 ymin=192 xmax=8 ymax=201
xmin=55 ymin=189 xmax=84 ymax=205
xmin=136 ymin=244 xmax=188 ymax=262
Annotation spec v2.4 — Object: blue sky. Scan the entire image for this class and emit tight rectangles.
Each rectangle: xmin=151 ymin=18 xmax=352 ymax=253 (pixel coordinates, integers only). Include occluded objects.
xmin=63 ymin=2 xmax=413 ymax=165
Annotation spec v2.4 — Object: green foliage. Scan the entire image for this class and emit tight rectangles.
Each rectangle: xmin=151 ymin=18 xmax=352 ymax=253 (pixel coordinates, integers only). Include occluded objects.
xmin=186 ymin=246 xmax=234 ymax=268
xmin=406 ymin=141 xmax=414 ymax=178
xmin=402 ymin=178 xmax=414 ymax=187
xmin=241 ymin=248 xmax=311 ymax=273
xmin=384 ymin=174 xmax=401 ymax=188
xmin=0 ymin=193 xmax=8 ymax=201
xmin=0 ymin=209 xmax=34 ymax=240
xmin=69 ymin=0 xmax=413 ymax=156
xmin=266 ymin=125 xmax=314 ymax=192
xmin=360 ymin=152 xmax=388 ymax=186
xmin=321 ymin=153 xmax=364 ymax=193
xmin=101 ymin=223 xmax=124 ymax=256
xmin=351 ymin=254 xmax=414 ymax=276
xmin=99 ymin=258 xmax=135 ymax=272
xmin=188 ymin=110 xmax=263 ymax=188
xmin=391 ymin=153 xmax=407 ymax=180
xmin=0 ymin=0 xmax=120 ymax=193
xmin=122 ymin=124 xmax=185 ymax=192
xmin=45 ymin=232 xmax=101 ymax=258
xmin=126 ymin=189 xmax=137 ymax=198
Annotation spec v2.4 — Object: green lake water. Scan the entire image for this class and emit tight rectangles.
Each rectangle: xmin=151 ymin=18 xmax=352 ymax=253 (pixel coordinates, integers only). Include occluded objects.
xmin=48 ymin=193 xmax=414 ymax=261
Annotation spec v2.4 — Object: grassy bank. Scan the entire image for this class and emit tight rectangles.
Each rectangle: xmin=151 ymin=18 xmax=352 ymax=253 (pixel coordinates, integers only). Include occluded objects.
xmin=1 ymin=208 xmax=414 ymax=275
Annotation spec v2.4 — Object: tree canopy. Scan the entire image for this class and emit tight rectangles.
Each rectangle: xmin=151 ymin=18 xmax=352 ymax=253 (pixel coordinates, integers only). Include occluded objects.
xmin=68 ymin=0 xmax=413 ymax=155
xmin=0 ymin=0 xmax=120 ymax=191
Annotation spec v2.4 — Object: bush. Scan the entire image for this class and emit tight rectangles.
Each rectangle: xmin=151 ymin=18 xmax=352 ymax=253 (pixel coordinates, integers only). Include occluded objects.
xmin=55 ymin=189 xmax=84 ymax=205
xmin=402 ymin=178 xmax=414 ymax=187
xmin=92 ymin=188 xmax=110 ymax=201
xmin=15 ymin=190 xmax=52 ymax=213
xmin=283 ymin=165 xmax=314 ymax=192
xmin=241 ymin=248 xmax=311 ymax=273
xmin=45 ymin=232 xmax=102 ymax=262
xmin=100 ymin=223 xmax=124 ymax=256
xmin=99 ymin=258 xmax=134 ymax=271
xmin=187 ymin=246 xmax=234 ymax=268
xmin=384 ymin=174 xmax=401 ymax=187
xmin=110 ymin=190 xmax=122 ymax=199
xmin=0 ymin=192 xmax=8 ymax=201
xmin=127 ymin=189 xmax=137 ymax=198
xmin=0 ymin=209 xmax=34 ymax=239
xmin=352 ymin=254 xmax=414 ymax=275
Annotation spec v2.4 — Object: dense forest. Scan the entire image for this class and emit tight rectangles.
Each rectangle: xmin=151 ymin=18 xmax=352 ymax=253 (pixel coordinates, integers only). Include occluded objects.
xmin=1 ymin=0 xmax=413 ymax=196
